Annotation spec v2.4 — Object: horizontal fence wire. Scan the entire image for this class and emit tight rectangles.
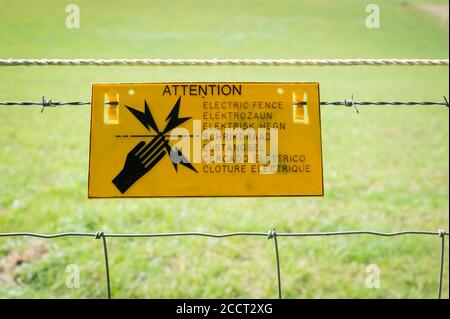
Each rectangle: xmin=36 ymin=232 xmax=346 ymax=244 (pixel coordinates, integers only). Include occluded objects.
xmin=0 ymin=58 xmax=449 ymax=67
xmin=0 ymin=97 xmax=448 ymax=113
xmin=0 ymin=101 xmax=91 ymax=106
xmin=0 ymin=229 xmax=448 ymax=299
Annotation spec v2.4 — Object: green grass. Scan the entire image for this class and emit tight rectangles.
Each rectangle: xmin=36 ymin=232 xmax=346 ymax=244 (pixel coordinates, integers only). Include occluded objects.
xmin=0 ymin=0 xmax=448 ymax=298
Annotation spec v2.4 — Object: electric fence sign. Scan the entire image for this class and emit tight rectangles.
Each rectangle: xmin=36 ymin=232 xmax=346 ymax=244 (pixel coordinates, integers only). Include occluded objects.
xmin=88 ymin=82 xmax=323 ymax=197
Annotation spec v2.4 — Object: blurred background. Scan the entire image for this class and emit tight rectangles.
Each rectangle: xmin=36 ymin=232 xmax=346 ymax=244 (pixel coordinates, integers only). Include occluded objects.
xmin=0 ymin=0 xmax=448 ymax=298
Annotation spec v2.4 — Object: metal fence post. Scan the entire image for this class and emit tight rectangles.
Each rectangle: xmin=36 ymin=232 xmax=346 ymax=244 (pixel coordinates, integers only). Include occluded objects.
xmin=438 ymin=229 xmax=445 ymax=299
xmin=268 ymin=229 xmax=282 ymax=299
xmin=95 ymin=231 xmax=111 ymax=299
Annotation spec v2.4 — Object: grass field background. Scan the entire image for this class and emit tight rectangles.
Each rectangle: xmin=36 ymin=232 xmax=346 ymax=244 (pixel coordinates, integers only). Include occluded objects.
xmin=0 ymin=0 xmax=448 ymax=298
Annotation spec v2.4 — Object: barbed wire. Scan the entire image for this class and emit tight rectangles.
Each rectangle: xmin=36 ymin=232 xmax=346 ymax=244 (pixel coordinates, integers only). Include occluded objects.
xmin=0 ymin=58 xmax=448 ymax=67
xmin=0 ymin=97 xmax=448 ymax=113
xmin=0 ymin=101 xmax=90 ymax=106
xmin=0 ymin=229 xmax=447 ymax=299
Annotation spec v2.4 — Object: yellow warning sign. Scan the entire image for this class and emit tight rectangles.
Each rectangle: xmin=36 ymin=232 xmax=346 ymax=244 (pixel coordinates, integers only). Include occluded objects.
xmin=88 ymin=82 xmax=323 ymax=197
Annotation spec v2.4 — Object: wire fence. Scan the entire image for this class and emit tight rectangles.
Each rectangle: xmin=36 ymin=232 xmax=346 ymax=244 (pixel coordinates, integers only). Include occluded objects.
xmin=1 ymin=57 xmax=448 ymax=299
xmin=0 ymin=95 xmax=448 ymax=298
xmin=0 ymin=229 xmax=448 ymax=299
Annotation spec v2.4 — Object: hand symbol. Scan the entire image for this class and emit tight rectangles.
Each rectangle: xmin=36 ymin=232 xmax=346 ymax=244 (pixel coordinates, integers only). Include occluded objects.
xmin=112 ymin=135 xmax=166 ymax=193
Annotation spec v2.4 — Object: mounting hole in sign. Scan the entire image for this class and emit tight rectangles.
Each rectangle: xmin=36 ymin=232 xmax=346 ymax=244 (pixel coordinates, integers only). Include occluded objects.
xmin=128 ymin=89 xmax=135 ymax=95
xmin=277 ymin=88 xmax=284 ymax=94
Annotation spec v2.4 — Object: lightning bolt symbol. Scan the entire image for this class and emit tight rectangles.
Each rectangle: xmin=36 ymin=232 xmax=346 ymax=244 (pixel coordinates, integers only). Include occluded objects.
xmin=125 ymin=97 xmax=197 ymax=173
xmin=162 ymin=97 xmax=196 ymax=172
xmin=125 ymin=100 xmax=159 ymax=132
xmin=163 ymin=97 xmax=191 ymax=133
